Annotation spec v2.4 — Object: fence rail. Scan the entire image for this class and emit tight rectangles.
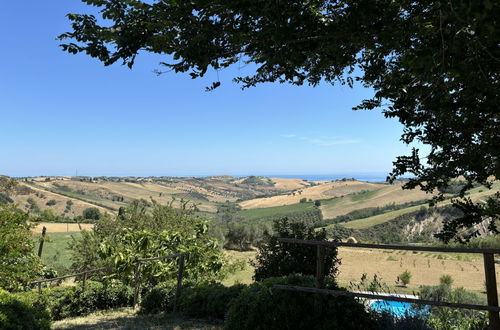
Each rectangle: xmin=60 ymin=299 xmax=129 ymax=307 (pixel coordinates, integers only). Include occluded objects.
xmin=31 ymin=267 xmax=109 ymax=293
xmin=134 ymin=252 xmax=188 ymax=309
xmin=277 ymin=238 xmax=500 ymax=328
xmin=30 ymin=252 xmax=189 ymax=310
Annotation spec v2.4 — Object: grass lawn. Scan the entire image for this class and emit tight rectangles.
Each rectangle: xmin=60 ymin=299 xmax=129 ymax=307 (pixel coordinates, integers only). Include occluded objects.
xmin=52 ymin=308 xmax=223 ymax=329
xmin=34 ymin=231 xmax=81 ymax=273
xmin=236 ymin=202 xmax=315 ymax=221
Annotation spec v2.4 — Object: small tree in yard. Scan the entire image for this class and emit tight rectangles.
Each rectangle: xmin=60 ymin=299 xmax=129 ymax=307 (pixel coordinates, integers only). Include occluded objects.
xmin=71 ymin=199 xmax=229 ymax=286
xmin=252 ymin=218 xmax=339 ymax=281
xmin=399 ymin=270 xmax=412 ymax=287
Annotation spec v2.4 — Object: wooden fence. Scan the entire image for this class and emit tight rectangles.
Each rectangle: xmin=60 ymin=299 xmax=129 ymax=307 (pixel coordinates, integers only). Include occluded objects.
xmin=31 ymin=252 xmax=189 ymax=310
xmin=276 ymin=238 xmax=500 ymax=328
xmin=134 ymin=252 xmax=188 ymax=309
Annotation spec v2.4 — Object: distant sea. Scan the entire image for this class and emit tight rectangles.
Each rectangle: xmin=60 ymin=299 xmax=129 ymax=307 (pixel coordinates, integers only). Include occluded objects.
xmin=237 ymin=173 xmax=390 ymax=183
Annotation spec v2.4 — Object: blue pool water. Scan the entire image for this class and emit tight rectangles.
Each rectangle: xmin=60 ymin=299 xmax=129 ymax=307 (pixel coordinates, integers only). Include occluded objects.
xmin=370 ymin=300 xmax=429 ymax=317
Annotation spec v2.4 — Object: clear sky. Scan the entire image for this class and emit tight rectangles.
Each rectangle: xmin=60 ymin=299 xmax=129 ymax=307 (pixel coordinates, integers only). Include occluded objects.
xmin=0 ymin=1 xmax=423 ymax=177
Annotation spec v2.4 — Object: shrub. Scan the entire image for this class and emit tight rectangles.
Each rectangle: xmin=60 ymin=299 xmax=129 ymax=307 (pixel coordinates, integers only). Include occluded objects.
xmin=181 ymin=282 xmax=246 ymax=319
xmin=225 ymin=274 xmax=375 ymax=330
xmin=140 ymin=281 xmax=177 ymax=314
xmin=0 ymin=289 xmax=51 ymax=329
xmin=399 ymin=270 xmax=412 ymax=287
xmin=82 ymin=207 xmax=101 ymax=220
xmin=0 ymin=204 xmax=42 ymax=291
xmin=419 ymin=284 xmax=487 ymax=329
xmin=71 ymin=200 xmax=228 ymax=286
xmin=253 ymin=218 xmax=339 ymax=281
xmin=439 ymin=274 xmax=453 ymax=287
xmin=63 ymin=281 xmax=133 ymax=317
xmin=16 ymin=281 xmax=133 ymax=321
xmin=45 ymin=200 xmax=57 ymax=206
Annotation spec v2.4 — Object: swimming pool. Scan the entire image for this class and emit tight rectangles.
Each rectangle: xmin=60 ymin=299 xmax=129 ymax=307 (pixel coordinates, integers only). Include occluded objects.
xmin=370 ymin=300 xmax=429 ymax=317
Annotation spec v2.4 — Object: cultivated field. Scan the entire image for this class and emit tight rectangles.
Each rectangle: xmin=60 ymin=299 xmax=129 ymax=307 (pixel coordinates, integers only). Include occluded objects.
xmin=239 ymin=180 xmax=381 ymax=209
xmin=12 ymin=176 xmax=316 ymax=217
xmin=32 ymin=222 xmax=94 ymax=233
xmin=320 ymin=183 xmax=432 ymax=219
xmin=337 ymin=183 xmax=500 ymax=230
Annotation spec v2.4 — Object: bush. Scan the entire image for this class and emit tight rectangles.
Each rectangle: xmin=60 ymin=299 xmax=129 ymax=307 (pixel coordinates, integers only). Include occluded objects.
xmin=140 ymin=281 xmax=177 ymax=314
xmin=82 ymin=207 xmax=101 ymax=220
xmin=399 ymin=270 xmax=412 ymax=287
xmin=0 ymin=204 xmax=42 ymax=292
xmin=225 ymin=274 xmax=375 ymax=330
xmin=418 ymin=284 xmax=487 ymax=329
xmin=253 ymin=218 xmax=339 ymax=281
xmin=16 ymin=281 xmax=133 ymax=321
xmin=45 ymin=200 xmax=57 ymax=206
xmin=0 ymin=289 xmax=51 ymax=329
xmin=439 ymin=274 xmax=453 ymax=287
xmin=62 ymin=281 xmax=133 ymax=318
xmin=181 ymin=283 xmax=246 ymax=319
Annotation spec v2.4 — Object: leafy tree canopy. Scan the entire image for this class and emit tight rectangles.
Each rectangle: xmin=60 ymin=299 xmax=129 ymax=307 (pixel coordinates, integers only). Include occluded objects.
xmin=252 ymin=218 xmax=339 ymax=281
xmin=71 ymin=199 xmax=228 ymax=286
xmin=0 ymin=204 xmax=42 ymax=291
xmin=59 ymin=1 xmax=500 ymax=241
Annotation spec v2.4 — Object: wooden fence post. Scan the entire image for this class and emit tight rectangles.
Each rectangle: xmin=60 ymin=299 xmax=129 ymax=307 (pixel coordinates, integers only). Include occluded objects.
xmin=174 ymin=255 xmax=185 ymax=312
xmin=37 ymin=282 xmax=42 ymax=294
xmin=37 ymin=226 xmax=46 ymax=257
xmin=315 ymin=245 xmax=326 ymax=316
xmin=133 ymin=262 xmax=142 ymax=307
xmin=82 ymin=271 xmax=87 ymax=291
xmin=483 ymin=253 xmax=500 ymax=329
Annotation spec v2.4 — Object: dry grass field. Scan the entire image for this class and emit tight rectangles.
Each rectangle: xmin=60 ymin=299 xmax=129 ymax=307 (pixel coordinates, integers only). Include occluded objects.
xmin=320 ymin=183 xmax=432 ymax=219
xmin=336 ymin=247 xmax=498 ymax=293
xmin=12 ymin=176 xmax=318 ymax=217
xmin=240 ymin=180 xmax=381 ymax=209
xmin=223 ymin=248 xmax=498 ymax=295
xmin=269 ymin=177 xmax=310 ymax=190
xmin=31 ymin=222 xmax=94 ymax=233
xmin=11 ymin=184 xmax=110 ymax=217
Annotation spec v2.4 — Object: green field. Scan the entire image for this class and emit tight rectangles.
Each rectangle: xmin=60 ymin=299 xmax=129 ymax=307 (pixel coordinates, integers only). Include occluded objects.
xmin=237 ymin=202 xmax=315 ymax=221
xmin=327 ymin=182 xmax=500 ymax=229
xmin=349 ymin=189 xmax=381 ymax=202
xmin=341 ymin=204 xmax=429 ymax=229
xmin=34 ymin=231 xmax=81 ymax=272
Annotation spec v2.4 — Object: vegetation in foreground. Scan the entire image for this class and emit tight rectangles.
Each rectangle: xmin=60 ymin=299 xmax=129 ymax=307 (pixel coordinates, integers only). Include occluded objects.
xmin=0 ymin=185 xmax=495 ymax=329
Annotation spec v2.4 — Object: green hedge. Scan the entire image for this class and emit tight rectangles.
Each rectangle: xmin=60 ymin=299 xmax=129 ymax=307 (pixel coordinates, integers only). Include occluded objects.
xmin=15 ymin=281 xmax=133 ymax=321
xmin=0 ymin=289 xmax=51 ymax=330
xmin=140 ymin=281 xmax=245 ymax=319
xmin=181 ymin=283 xmax=246 ymax=319
xmin=225 ymin=274 xmax=375 ymax=330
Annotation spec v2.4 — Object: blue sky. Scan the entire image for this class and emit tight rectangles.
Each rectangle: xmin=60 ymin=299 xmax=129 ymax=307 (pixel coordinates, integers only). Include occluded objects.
xmin=0 ymin=1 xmax=422 ymax=177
